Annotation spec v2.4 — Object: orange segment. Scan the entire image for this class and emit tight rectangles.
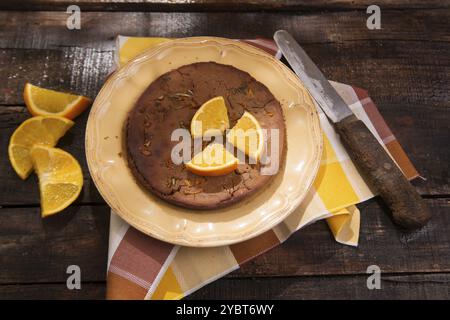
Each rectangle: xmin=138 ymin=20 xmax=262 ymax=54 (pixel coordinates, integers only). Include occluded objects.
xmin=30 ymin=146 xmax=83 ymax=217
xmin=185 ymin=143 xmax=238 ymax=176
xmin=8 ymin=116 xmax=74 ymax=179
xmin=191 ymin=96 xmax=229 ymax=139
xmin=24 ymin=83 xmax=91 ymax=119
xmin=226 ymin=111 xmax=264 ymax=160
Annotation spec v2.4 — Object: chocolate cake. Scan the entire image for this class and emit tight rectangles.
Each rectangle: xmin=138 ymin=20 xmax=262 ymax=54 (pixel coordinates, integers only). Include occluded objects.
xmin=126 ymin=62 xmax=286 ymax=209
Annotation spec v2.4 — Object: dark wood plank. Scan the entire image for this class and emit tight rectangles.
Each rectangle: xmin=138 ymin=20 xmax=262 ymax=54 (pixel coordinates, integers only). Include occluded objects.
xmin=2 ymin=271 xmax=449 ymax=299
xmin=1 ymin=10 xmax=449 ymax=52
xmin=1 ymin=272 xmax=449 ymax=299
xmin=233 ymin=198 xmax=450 ymax=277
xmin=0 ymin=48 xmax=113 ymax=105
xmin=380 ymin=105 xmax=450 ymax=196
xmin=310 ymin=41 xmax=450 ymax=110
xmin=2 ymin=0 xmax=450 ymax=12
xmin=1 ymin=199 xmax=448 ymax=285
xmin=188 ymin=273 xmax=450 ymax=299
xmin=0 ymin=205 xmax=110 ymax=284
xmin=0 ymin=282 xmax=105 ymax=300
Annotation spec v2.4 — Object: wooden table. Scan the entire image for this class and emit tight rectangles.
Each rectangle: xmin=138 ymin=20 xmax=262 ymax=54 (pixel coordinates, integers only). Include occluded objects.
xmin=0 ymin=1 xmax=449 ymax=299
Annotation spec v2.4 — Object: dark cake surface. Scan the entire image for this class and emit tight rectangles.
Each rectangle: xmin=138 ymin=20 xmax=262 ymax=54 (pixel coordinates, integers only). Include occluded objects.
xmin=126 ymin=62 xmax=286 ymax=209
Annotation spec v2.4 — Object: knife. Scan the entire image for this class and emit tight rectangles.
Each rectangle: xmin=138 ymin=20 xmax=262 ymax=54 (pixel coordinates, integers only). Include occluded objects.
xmin=274 ymin=30 xmax=431 ymax=230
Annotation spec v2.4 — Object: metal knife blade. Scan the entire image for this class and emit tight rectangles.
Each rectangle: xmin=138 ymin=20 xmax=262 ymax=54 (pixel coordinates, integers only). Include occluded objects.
xmin=274 ymin=30 xmax=352 ymax=123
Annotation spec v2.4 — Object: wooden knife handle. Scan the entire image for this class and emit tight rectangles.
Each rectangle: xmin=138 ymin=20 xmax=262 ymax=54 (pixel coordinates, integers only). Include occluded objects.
xmin=335 ymin=114 xmax=431 ymax=230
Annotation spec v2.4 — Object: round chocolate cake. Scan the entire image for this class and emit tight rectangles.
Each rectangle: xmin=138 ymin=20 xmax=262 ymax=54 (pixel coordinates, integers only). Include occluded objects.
xmin=126 ymin=62 xmax=286 ymax=209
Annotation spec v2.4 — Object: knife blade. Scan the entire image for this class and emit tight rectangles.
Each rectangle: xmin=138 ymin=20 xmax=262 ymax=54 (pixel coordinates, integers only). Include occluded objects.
xmin=274 ymin=30 xmax=431 ymax=230
xmin=274 ymin=30 xmax=352 ymax=123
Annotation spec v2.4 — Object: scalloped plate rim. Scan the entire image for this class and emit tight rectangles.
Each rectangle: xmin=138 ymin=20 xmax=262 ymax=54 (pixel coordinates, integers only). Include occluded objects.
xmin=85 ymin=36 xmax=322 ymax=247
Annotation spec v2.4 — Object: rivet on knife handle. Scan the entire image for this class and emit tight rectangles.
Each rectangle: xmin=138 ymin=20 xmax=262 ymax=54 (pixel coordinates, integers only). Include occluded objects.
xmin=335 ymin=114 xmax=431 ymax=229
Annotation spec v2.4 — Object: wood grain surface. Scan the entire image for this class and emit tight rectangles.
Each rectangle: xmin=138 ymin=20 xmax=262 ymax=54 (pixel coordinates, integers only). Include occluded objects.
xmin=1 ymin=0 xmax=450 ymax=12
xmin=0 ymin=3 xmax=449 ymax=299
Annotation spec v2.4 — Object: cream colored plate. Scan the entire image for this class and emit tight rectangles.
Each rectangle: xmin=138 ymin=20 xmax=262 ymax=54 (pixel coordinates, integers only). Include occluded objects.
xmin=86 ymin=37 xmax=322 ymax=247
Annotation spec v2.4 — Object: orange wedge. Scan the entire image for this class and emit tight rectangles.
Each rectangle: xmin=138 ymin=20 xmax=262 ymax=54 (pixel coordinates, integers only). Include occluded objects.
xmin=24 ymin=83 xmax=91 ymax=119
xmin=226 ymin=111 xmax=264 ymax=160
xmin=191 ymin=96 xmax=229 ymax=139
xmin=186 ymin=143 xmax=238 ymax=176
xmin=8 ymin=116 xmax=74 ymax=179
xmin=30 ymin=146 xmax=83 ymax=217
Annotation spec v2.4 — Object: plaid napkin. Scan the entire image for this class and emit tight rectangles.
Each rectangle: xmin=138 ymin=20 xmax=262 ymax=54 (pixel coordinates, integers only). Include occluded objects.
xmin=105 ymin=37 xmax=419 ymax=300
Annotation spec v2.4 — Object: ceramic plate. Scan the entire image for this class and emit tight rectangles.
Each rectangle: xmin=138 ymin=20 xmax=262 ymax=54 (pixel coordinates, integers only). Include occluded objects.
xmin=86 ymin=37 xmax=322 ymax=247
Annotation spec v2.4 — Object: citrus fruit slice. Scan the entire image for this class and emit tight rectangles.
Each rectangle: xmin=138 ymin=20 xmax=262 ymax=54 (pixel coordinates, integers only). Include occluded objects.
xmin=8 ymin=116 xmax=74 ymax=179
xmin=30 ymin=146 xmax=83 ymax=217
xmin=185 ymin=143 xmax=238 ymax=176
xmin=226 ymin=111 xmax=264 ymax=160
xmin=24 ymin=83 xmax=91 ymax=119
xmin=191 ymin=96 xmax=229 ymax=139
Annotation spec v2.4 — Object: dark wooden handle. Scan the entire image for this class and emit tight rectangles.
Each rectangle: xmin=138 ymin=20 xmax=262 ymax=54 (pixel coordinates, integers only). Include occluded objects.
xmin=335 ymin=114 xmax=431 ymax=230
